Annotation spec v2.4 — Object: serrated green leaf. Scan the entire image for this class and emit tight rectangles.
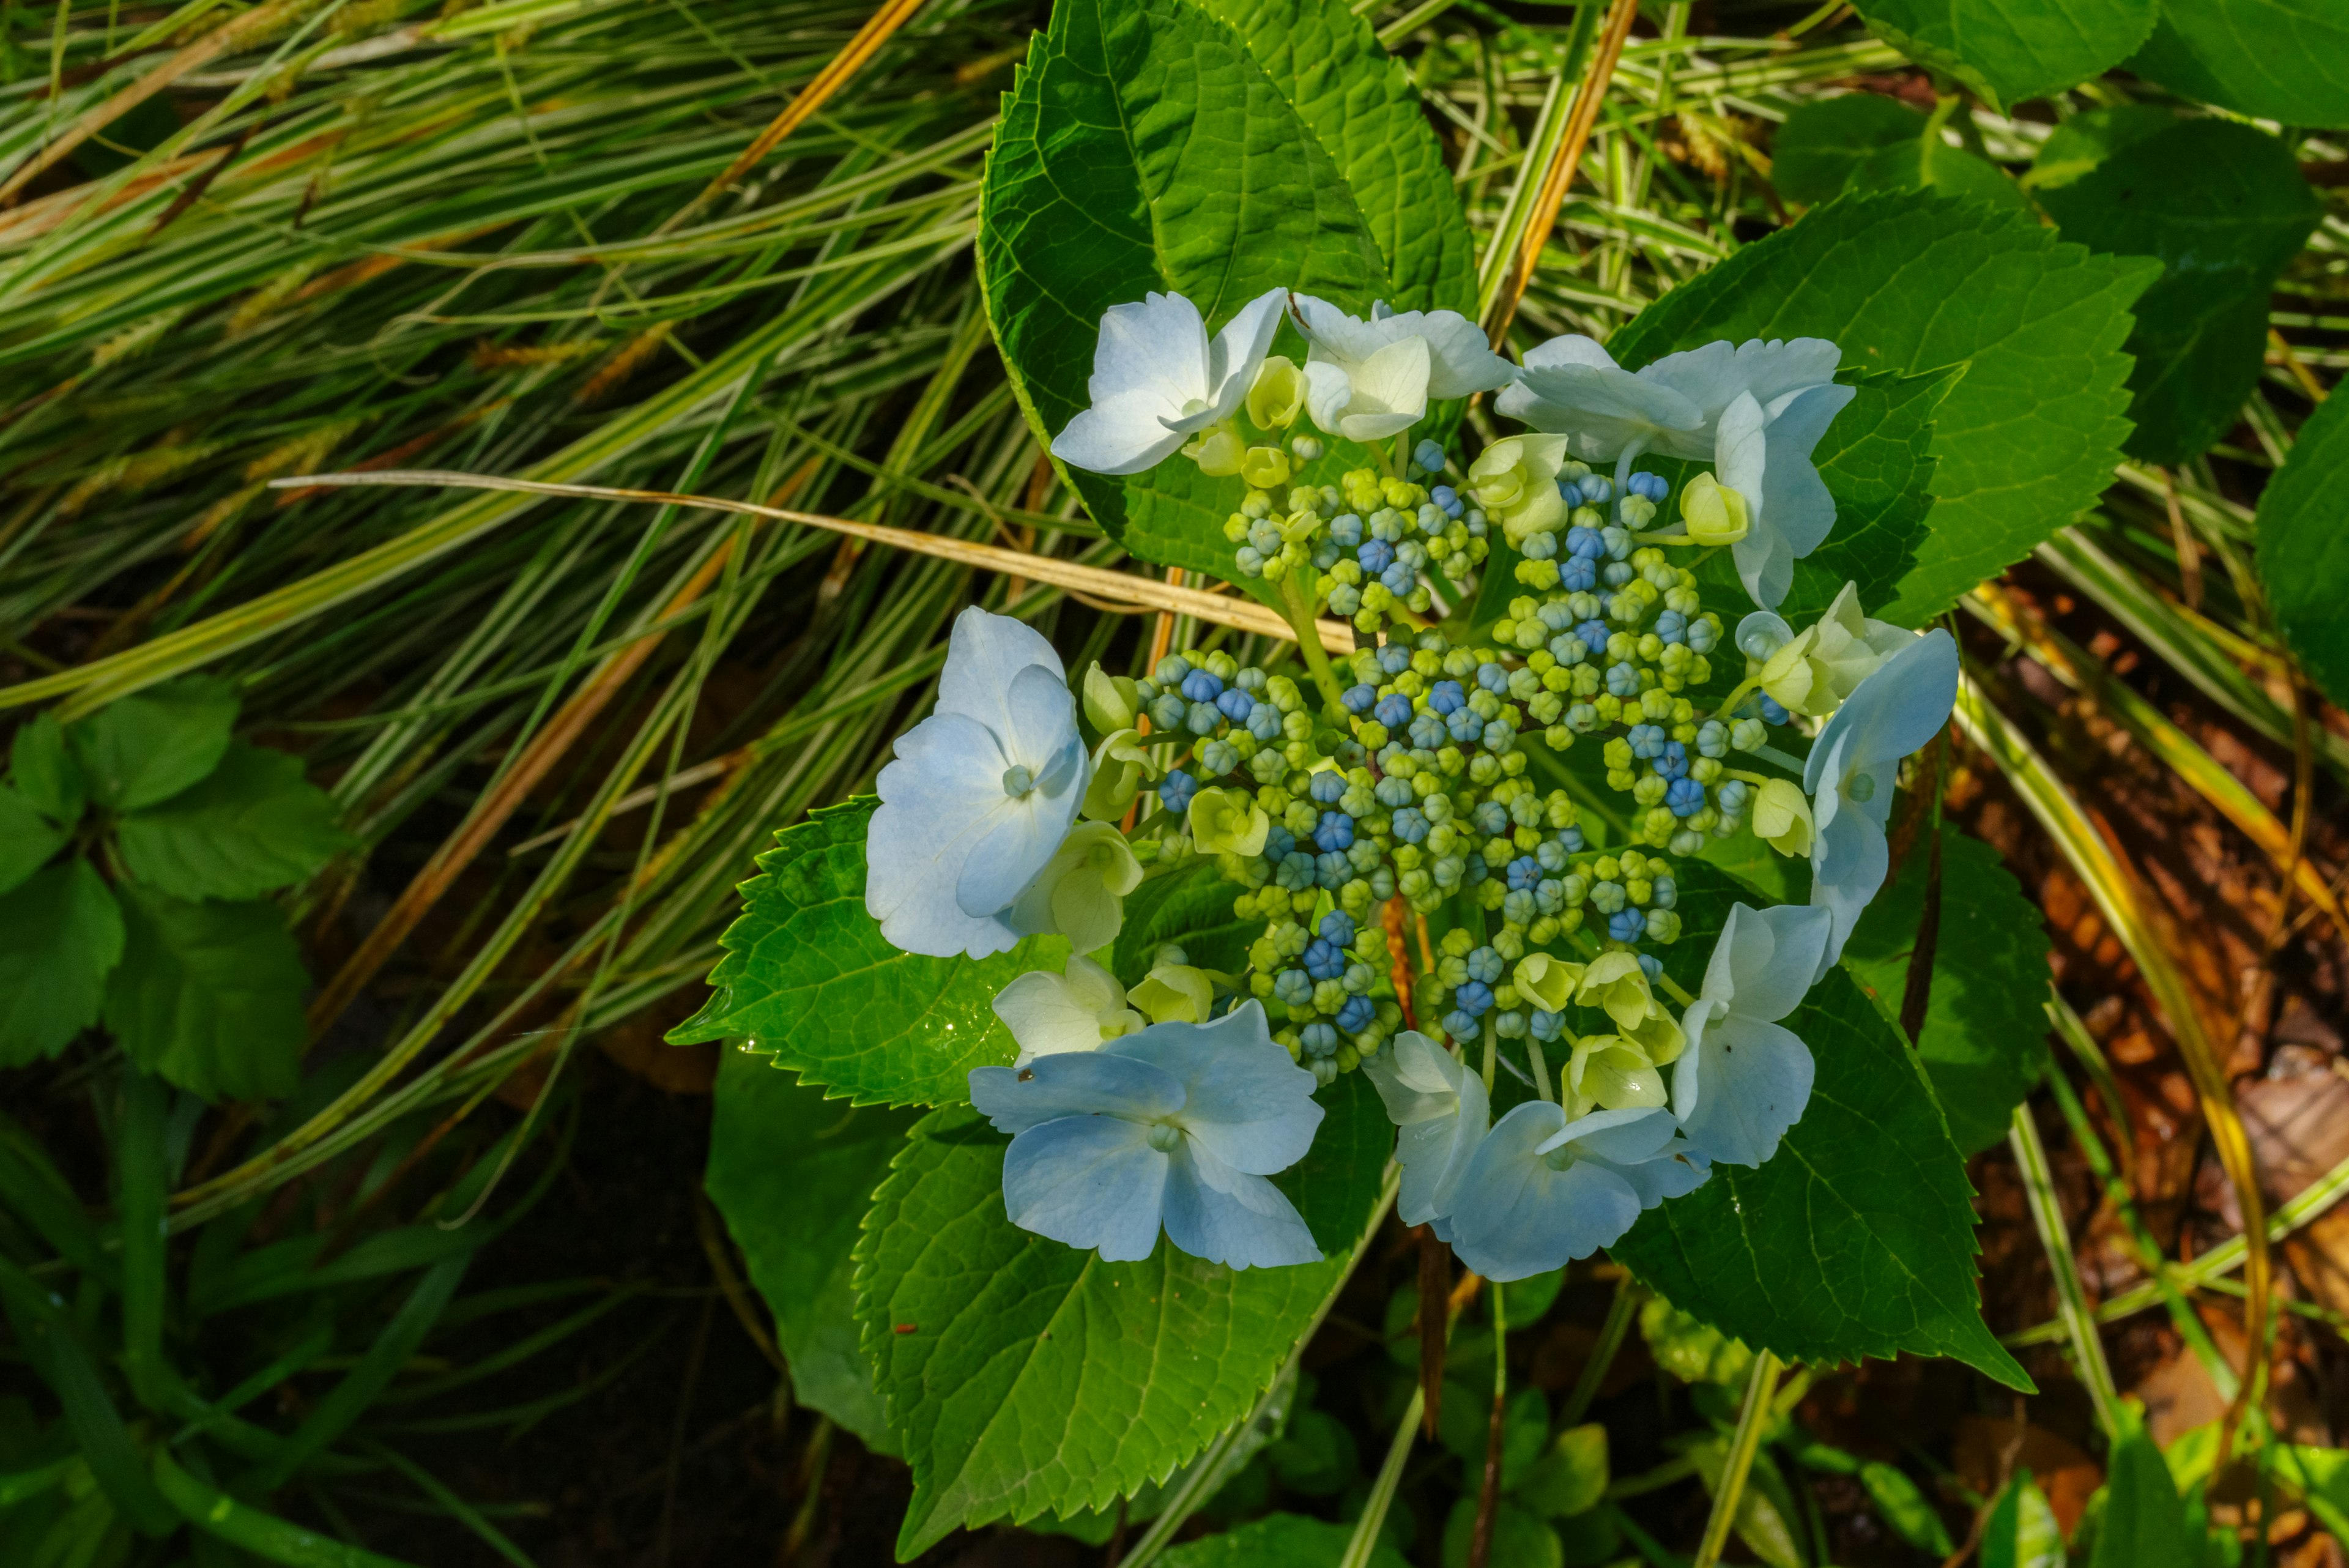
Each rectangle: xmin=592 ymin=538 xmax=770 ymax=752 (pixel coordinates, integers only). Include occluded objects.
xmin=0 ymin=860 xmax=123 ymax=1067
xmin=1110 ymin=862 xmax=1260 ymax=985
xmin=1841 ymin=826 xmax=2052 ymax=1154
xmin=2258 ymin=363 xmax=2349 ymax=710
xmin=1191 ymin=0 xmax=1476 ymax=316
xmin=1609 ymin=860 xmax=2030 ymax=1388
xmin=1604 ymin=191 xmax=2156 ymax=626
xmin=1852 ymin=0 xmax=2157 ymax=108
xmin=668 ymin=798 xmax=1065 ymax=1107
xmin=856 ymin=1071 xmax=1388 ymax=1555
xmin=979 ymin=0 xmax=1416 ymax=584
xmin=9 ymin=713 xmax=84 ymax=828
xmin=65 ymin=676 xmax=239 ymax=813
xmin=102 ymin=884 xmax=304 ymax=1100
xmin=2127 ymin=0 xmax=2349 ymax=128
xmin=2039 ymin=116 xmax=2321 ymax=463
xmin=0 ymin=787 xmax=66 ymax=897
xmin=706 ymin=1044 xmax=916 ymax=1451
xmin=1771 ymin=94 xmax=1932 ymax=206
xmin=114 ymin=743 xmax=349 ymax=901
xmin=1166 ymin=1511 xmax=1409 ymax=1568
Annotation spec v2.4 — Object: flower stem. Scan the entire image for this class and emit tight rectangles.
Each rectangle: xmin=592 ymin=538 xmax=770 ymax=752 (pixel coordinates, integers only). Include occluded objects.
xmin=1277 ymin=573 xmax=1352 ymax=716
xmin=1338 ymin=1384 xmax=1423 ymax=1568
xmin=1691 ymin=1349 xmax=1783 ymax=1568
xmin=1480 ymin=1017 xmax=1497 ymax=1094
xmin=1524 ymin=1036 xmax=1554 ymax=1103
xmin=1559 ymin=1273 xmax=1642 ymax=1425
xmin=1708 ymin=673 xmax=1761 ymax=722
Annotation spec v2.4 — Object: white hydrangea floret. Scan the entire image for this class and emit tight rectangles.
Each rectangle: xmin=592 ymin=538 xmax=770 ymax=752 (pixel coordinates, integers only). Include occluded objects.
xmin=1050 ymin=288 xmax=1287 ymax=475
xmin=866 ymin=608 xmax=1089 ymax=959
xmin=1290 ymin=295 xmax=1516 ymax=442
xmin=992 ymin=953 xmax=1143 ymax=1067
xmin=1442 ymin=1104 xmax=1709 ymax=1282
xmin=1672 ymin=902 xmax=1833 ymax=1167
xmin=967 ymin=1001 xmax=1324 ymax=1269
xmin=1360 ymin=1030 xmax=1489 ymax=1234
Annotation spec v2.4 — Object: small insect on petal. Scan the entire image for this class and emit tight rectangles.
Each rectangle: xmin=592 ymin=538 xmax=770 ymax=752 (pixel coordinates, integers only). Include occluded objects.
xmin=894 ymin=1323 xmax=918 ymax=1335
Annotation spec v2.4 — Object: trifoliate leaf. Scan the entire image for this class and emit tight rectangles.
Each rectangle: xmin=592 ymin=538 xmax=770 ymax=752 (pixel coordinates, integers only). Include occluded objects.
xmin=0 ymin=860 xmax=123 ymax=1066
xmin=1841 ymin=825 xmax=2053 ymax=1154
xmin=2038 ymin=116 xmax=2321 ymax=463
xmin=100 ymin=885 xmax=304 ymax=1099
xmin=981 ymin=0 xmax=1452 ymax=589
xmin=2258 ymin=388 xmax=2349 ymax=712
xmin=65 ymin=676 xmax=239 ymax=812
xmin=1851 ymin=0 xmax=2158 ymax=108
xmin=1605 ymin=191 xmax=2157 ymax=626
xmin=1610 ymin=860 xmax=2032 ymax=1389
xmin=0 ymin=786 xmax=66 ymax=897
xmin=9 ymin=712 xmax=84 ymax=827
xmin=1772 ymin=94 xmax=1932 ymax=206
xmin=667 ymin=798 xmax=1066 ymax=1107
xmin=856 ymin=1072 xmax=1389 ymax=1556
xmin=116 ymin=743 xmax=349 ymax=901
xmin=2127 ymin=0 xmax=2349 ymax=128
xmin=706 ymin=1045 xmax=916 ymax=1451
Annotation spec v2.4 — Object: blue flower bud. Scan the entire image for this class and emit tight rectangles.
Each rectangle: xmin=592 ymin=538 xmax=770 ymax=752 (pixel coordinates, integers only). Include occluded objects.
xmin=1186 ymin=700 xmax=1220 ymax=735
xmin=1357 ymin=537 xmax=1395 ymax=574
xmin=1657 ymin=741 xmax=1689 ymax=781
xmin=1336 ymin=994 xmax=1376 ymax=1033
xmin=1529 ymin=1008 xmax=1564 ymax=1041
xmin=1313 ymin=811 xmax=1355 ymax=852
xmin=1329 ymin=513 xmax=1364 ymax=546
xmin=1442 ymin=1009 xmax=1479 ymax=1039
xmin=1392 ymin=806 xmax=1430 ymax=844
xmin=1274 ymin=969 xmax=1313 ymax=1006
xmin=1304 ymin=938 xmax=1347 ymax=981
xmin=1630 ymin=472 xmax=1669 ymax=502
xmin=1247 ymin=705 xmax=1285 ymax=742
xmin=1759 ymin=694 xmax=1791 ymax=726
xmin=1248 ymin=519 xmax=1283 ymax=554
xmin=1408 ymin=713 xmax=1447 ymax=750
xmin=1275 ymin=850 xmax=1317 ymax=890
xmin=1422 ymin=680 xmax=1462 ymax=716
xmin=1506 ymin=855 xmax=1540 ymax=891
xmin=1578 ymin=475 xmax=1613 ymax=505
xmin=1374 ymin=693 xmax=1413 ymax=729
xmin=1381 ymin=562 xmax=1418 ymax=595
xmin=1600 ymin=526 xmax=1632 ymax=561
xmin=1454 ymin=979 xmax=1494 ymax=1016
xmin=1687 ymin=616 xmax=1719 ymax=654
xmin=1264 ymin=824 xmax=1296 ymax=861
xmin=1666 ymin=777 xmax=1706 ymax=816
xmin=1234 ymin=546 xmax=1266 ymax=575
xmin=1696 ymin=720 xmax=1727 ymax=759
xmin=1652 ymin=875 xmax=1677 ymax=910
xmin=1154 ymin=655 xmax=1192 ymax=684
xmin=1466 ymin=946 xmax=1503 ymax=984
xmin=1200 ymin=738 xmax=1238 ymax=776
xmin=1414 ymin=439 xmax=1448 ymax=474
xmin=1149 ymin=693 xmax=1187 ymax=729
xmin=1627 ymin=723 xmax=1666 ymax=760
xmin=1575 ymin=619 xmax=1611 ymax=652
xmin=1315 ymin=850 xmax=1353 ymax=888
xmin=1606 ymin=663 xmax=1642 ymax=698
xmin=1217 ymin=688 xmax=1257 ymax=723
xmin=1304 ymin=771 xmax=1343 ymax=805
xmin=1464 ymin=852 xmax=1489 ymax=885
xmin=1556 ymin=824 xmax=1586 ymax=852
xmin=1340 ymin=683 xmax=1376 ymax=716
xmin=1608 ymin=907 xmax=1646 ymax=941
xmin=1476 ymin=662 xmax=1509 ymax=694
xmin=1549 ymin=634 xmax=1589 ymax=667
xmin=1472 ymin=800 xmax=1508 ymax=836
xmin=1159 ymin=770 xmax=1199 ymax=811
xmin=1603 ymin=561 xmax=1636 ymax=588
xmin=1301 ymin=1023 xmax=1338 ymax=1057
xmin=1375 ymin=774 xmax=1414 ymax=808
xmin=1655 ymin=610 xmax=1687 ymax=645
xmin=1377 ymin=643 xmax=1412 ymax=676
xmin=1319 ymin=910 xmax=1356 ymax=946
xmin=1447 ymin=708 xmax=1485 ymax=744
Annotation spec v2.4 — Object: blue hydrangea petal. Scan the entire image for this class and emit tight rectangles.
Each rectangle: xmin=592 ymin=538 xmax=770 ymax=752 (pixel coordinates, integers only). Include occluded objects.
xmin=1445 ymin=1101 xmax=1642 ymax=1281
xmin=997 ymin=1114 xmax=1170 ymax=1262
xmin=1109 ymin=1002 xmax=1323 ymax=1175
xmin=968 ymin=1051 xmax=1186 ymax=1134
xmin=1159 ymin=1142 xmax=1322 ymax=1269
xmin=1671 ymin=1012 xmax=1813 ymax=1168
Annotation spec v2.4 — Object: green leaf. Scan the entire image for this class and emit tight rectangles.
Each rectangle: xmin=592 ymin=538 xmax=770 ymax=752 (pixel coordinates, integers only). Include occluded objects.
xmin=1110 ymin=862 xmax=1260 ymax=984
xmin=2088 ymin=1410 xmax=2195 ymax=1568
xmin=1771 ymin=94 xmax=1934 ymax=206
xmin=2039 ymin=116 xmax=2323 ymax=463
xmin=2027 ymin=102 xmax=2174 ymax=188
xmin=705 ymin=1044 xmax=916 ymax=1451
xmin=2257 ymin=381 xmax=2349 ymax=710
xmin=1192 ymin=0 xmax=1475 ymax=318
xmin=1518 ymin=1424 xmax=1609 ymax=1519
xmin=9 ymin=713 xmax=84 ymax=827
xmin=1851 ymin=0 xmax=2158 ymax=107
xmin=1846 ymin=135 xmax=2027 ymax=210
xmin=0 ymin=788 xmax=66 ymax=897
xmin=114 ymin=743 xmax=349 ymax=901
xmin=64 ymin=675 xmax=239 ymax=812
xmin=979 ymin=0 xmax=1402 ymax=584
xmin=1841 ymin=825 xmax=2052 ymax=1154
xmin=0 ymin=860 xmax=123 ymax=1067
xmin=1605 ymin=191 xmax=2157 ymax=625
xmin=855 ymin=1072 xmax=1389 ymax=1556
xmin=2127 ymin=0 xmax=2349 ymax=128
xmin=1609 ymin=861 xmax=2031 ymax=1388
xmin=668 ymin=798 xmax=1065 ymax=1107
xmin=102 ymin=883 xmax=305 ymax=1100
xmin=1165 ymin=1512 xmax=1409 ymax=1568
xmin=1437 ymin=1382 xmax=1548 ymax=1490
xmin=1858 ymin=1458 xmax=1958 ymax=1556
xmin=1981 ymin=1471 xmax=2066 ymax=1568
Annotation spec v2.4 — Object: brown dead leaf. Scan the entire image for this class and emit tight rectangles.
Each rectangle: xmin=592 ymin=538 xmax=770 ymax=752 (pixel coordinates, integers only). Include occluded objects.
xmin=1953 ymin=1416 xmax=2101 ymax=1536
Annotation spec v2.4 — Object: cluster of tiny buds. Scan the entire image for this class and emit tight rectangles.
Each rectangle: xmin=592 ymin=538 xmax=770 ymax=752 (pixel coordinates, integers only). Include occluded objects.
xmin=1221 ymin=441 xmax=1488 ymax=637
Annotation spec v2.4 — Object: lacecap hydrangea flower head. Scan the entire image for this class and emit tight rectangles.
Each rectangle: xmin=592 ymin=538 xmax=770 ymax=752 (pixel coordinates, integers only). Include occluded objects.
xmin=845 ymin=280 xmax=1958 ymax=1280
